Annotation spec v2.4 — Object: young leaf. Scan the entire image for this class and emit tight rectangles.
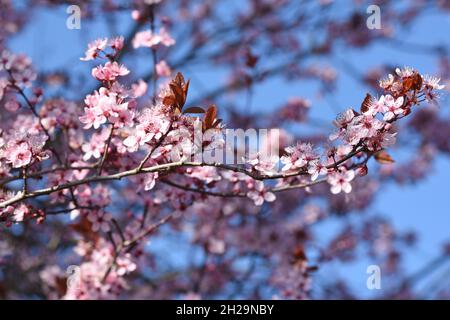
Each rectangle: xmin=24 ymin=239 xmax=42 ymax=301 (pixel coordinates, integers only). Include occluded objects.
xmin=360 ymin=93 xmax=373 ymax=113
xmin=183 ymin=106 xmax=205 ymax=114
xmin=374 ymin=150 xmax=395 ymax=164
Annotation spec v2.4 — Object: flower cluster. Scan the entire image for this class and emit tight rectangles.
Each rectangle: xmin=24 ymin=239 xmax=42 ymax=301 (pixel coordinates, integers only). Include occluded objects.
xmin=0 ymin=50 xmax=36 ymax=89
xmin=80 ymin=87 xmax=135 ymax=130
xmin=132 ymin=28 xmax=175 ymax=49
xmin=123 ymin=105 xmax=171 ymax=152
xmin=79 ymin=38 xmax=143 ymax=132
xmin=0 ymin=131 xmax=49 ymax=168
xmin=64 ymin=240 xmax=136 ymax=300
xmin=281 ymin=142 xmax=319 ymax=172
xmin=80 ymin=37 xmax=124 ymax=61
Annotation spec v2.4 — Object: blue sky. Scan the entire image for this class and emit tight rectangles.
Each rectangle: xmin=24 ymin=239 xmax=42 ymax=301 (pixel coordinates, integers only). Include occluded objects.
xmin=7 ymin=2 xmax=450 ymax=297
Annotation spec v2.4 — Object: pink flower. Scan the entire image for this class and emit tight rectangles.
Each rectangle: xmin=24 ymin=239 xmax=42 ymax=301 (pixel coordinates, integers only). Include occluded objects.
xmin=346 ymin=115 xmax=384 ymax=145
xmin=330 ymin=109 xmax=356 ymax=141
xmin=132 ymin=28 xmax=175 ymax=49
xmin=109 ymin=103 xmax=135 ymax=128
xmin=144 ymin=172 xmax=158 ymax=191
xmin=247 ymin=181 xmax=276 ymax=206
xmin=281 ymin=142 xmax=317 ymax=172
xmin=81 ymin=142 xmax=102 ymax=161
xmin=363 ymin=95 xmax=388 ymax=116
xmin=79 ymin=107 xmax=102 ymax=129
xmin=327 ymin=168 xmax=355 ymax=194
xmin=80 ymin=88 xmax=135 ymax=130
xmin=80 ymin=38 xmax=108 ymax=61
xmin=307 ymin=160 xmax=328 ymax=181
xmin=109 ymin=36 xmax=124 ymax=52
xmin=246 ymin=153 xmax=279 ymax=175
xmin=87 ymin=211 xmax=112 ymax=232
xmin=5 ymin=142 xmax=32 ymax=168
xmin=367 ymin=130 xmax=397 ymax=151
xmin=423 ymin=75 xmax=445 ymax=102
xmin=123 ymin=134 xmax=142 ymax=152
xmin=91 ymin=61 xmax=130 ymax=82
xmin=383 ymin=95 xmax=404 ymax=121
xmin=131 ymin=79 xmax=148 ymax=98
xmin=156 ymin=60 xmax=172 ymax=77
xmin=395 ymin=66 xmax=415 ymax=78
xmin=123 ymin=106 xmax=171 ymax=152
xmin=115 ymin=253 xmax=137 ymax=276
xmin=0 ymin=50 xmax=14 ymax=71
xmin=12 ymin=204 xmax=29 ymax=222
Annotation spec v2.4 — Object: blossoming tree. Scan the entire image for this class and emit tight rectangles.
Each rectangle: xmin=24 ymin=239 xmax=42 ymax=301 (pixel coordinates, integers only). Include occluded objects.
xmin=0 ymin=0 xmax=449 ymax=299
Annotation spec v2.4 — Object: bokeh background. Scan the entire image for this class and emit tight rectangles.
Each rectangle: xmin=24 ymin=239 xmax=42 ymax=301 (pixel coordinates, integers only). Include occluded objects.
xmin=2 ymin=0 xmax=450 ymax=298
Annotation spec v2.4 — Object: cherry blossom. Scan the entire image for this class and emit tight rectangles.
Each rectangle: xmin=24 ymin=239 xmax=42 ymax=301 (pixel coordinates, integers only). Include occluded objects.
xmin=132 ymin=28 xmax=175 ymax=49
xmin=281 ymin=142 xmax=318 ymax=172
xmin=155 ymin=60 xmax=172 ymax=77
xmin=307 ymin=160 xmax=328 ymax=181
xmin=91 ymin=62 xmax=130 ymax=82
xmin=0 ymin=1 xmax=448 ymax=301
xmin=327 ymin=168 xmax=355 ymax=194
xmin=87 ymin=211 xmax=113 ymax=232
xmin=383 ymin=95 xmax=404 ymax=121
xmin=80 ymin=38 xmax=108 ymax=61
xmin=247 ymin=181 xmax=276 ymax=206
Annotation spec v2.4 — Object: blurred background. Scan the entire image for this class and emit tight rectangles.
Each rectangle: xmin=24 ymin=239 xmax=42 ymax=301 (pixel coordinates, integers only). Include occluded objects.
xmin=1 ymin=0 xmax=450 ymax=299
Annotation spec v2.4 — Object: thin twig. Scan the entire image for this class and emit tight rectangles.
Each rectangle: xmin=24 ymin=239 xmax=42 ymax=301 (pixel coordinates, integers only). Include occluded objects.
xmin=98 ymin=125 xmax=115 ymax=175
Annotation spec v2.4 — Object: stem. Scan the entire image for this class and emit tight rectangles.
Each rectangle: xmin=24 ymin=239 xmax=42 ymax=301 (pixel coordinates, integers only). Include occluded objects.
xmin=98 ymin=125 xmax=115 ymax=175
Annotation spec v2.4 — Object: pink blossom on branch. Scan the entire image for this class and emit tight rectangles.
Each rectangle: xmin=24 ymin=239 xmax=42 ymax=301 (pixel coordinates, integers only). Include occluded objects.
xmin=0 ymin=2 xmax=448 ymax=300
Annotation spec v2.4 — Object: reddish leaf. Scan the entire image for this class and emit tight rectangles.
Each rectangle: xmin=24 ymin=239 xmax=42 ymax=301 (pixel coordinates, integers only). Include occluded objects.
xmin=202 ymin=105 xmax=221 ymax=131
xmin=183 ymin=106 xmax=205 ymax=114
xmin=374 ymin=150 xmax=395 ymax=164
xmin=360 ymin=93 xmax=373 ymax=113
xmin=162 ymin=72 xmax=190 ymax=112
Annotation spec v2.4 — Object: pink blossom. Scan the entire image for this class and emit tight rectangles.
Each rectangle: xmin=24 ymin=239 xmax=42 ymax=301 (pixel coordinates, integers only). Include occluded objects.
xmin=12 ymin=204 xmax=28 ymax=222
xmin=131 ymin=79 xmax=148 ymax=98
xmin=81 ymin=142 xmax=102 ymax=161
xmin=0 ymin=50 xmax=14 ymax=71
xmin=330 ymin=109 xmax=356 ymax=141
xmin=247 ymin=181 xmax=276 ymax=206
xmin=383 ymin=95 xmax=404 ymax=121
xmin=307 ymin=160 xmax=328 ymax=181
xmin=79 ymin=107 xmax=103 ymax=129
xmin=281 ymin=142 xmax=317 ymax=172
xmin=80 ymin=38 xmax=108 ymax=61
xmin=80 ymin=88 xmax=135 ymax=129
xmin=123 ymin=106 xmax=171 ymax=152
xmin=109 ymin=36 xmax=124 ymax=52
xmin=156 ymin=60 xmax=172 ymax=77
xmin=363 ymin=95 xmax=388 ymax=116
xmin=395 ymin=66 xmax=415 ymax=78
xmin=91 ymin=61 xmax=130 ymax=82
xmin=246 ymin=153 xmax=279 ymax=174
xmin=115 ymin=253 xmax=137 ymax=276
xmin=87 ymin=211 xmax=112 ymax=232
xmin=109 ymin=103 xmax=135 ymax=128
xmin=367 ymin=130 xmax=397 ymax=151
xmin=327 ymin=168 xmax=355 ymax=194
xmin=144 ymin=172 xmax=158 ymax=191
xmin=423 ymin=75 xmax=445 ymax=102
xmin=4 ymin=142 xmax=32 ymax=168
xmin=132 ymin=28 xmax=175 ymax=49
